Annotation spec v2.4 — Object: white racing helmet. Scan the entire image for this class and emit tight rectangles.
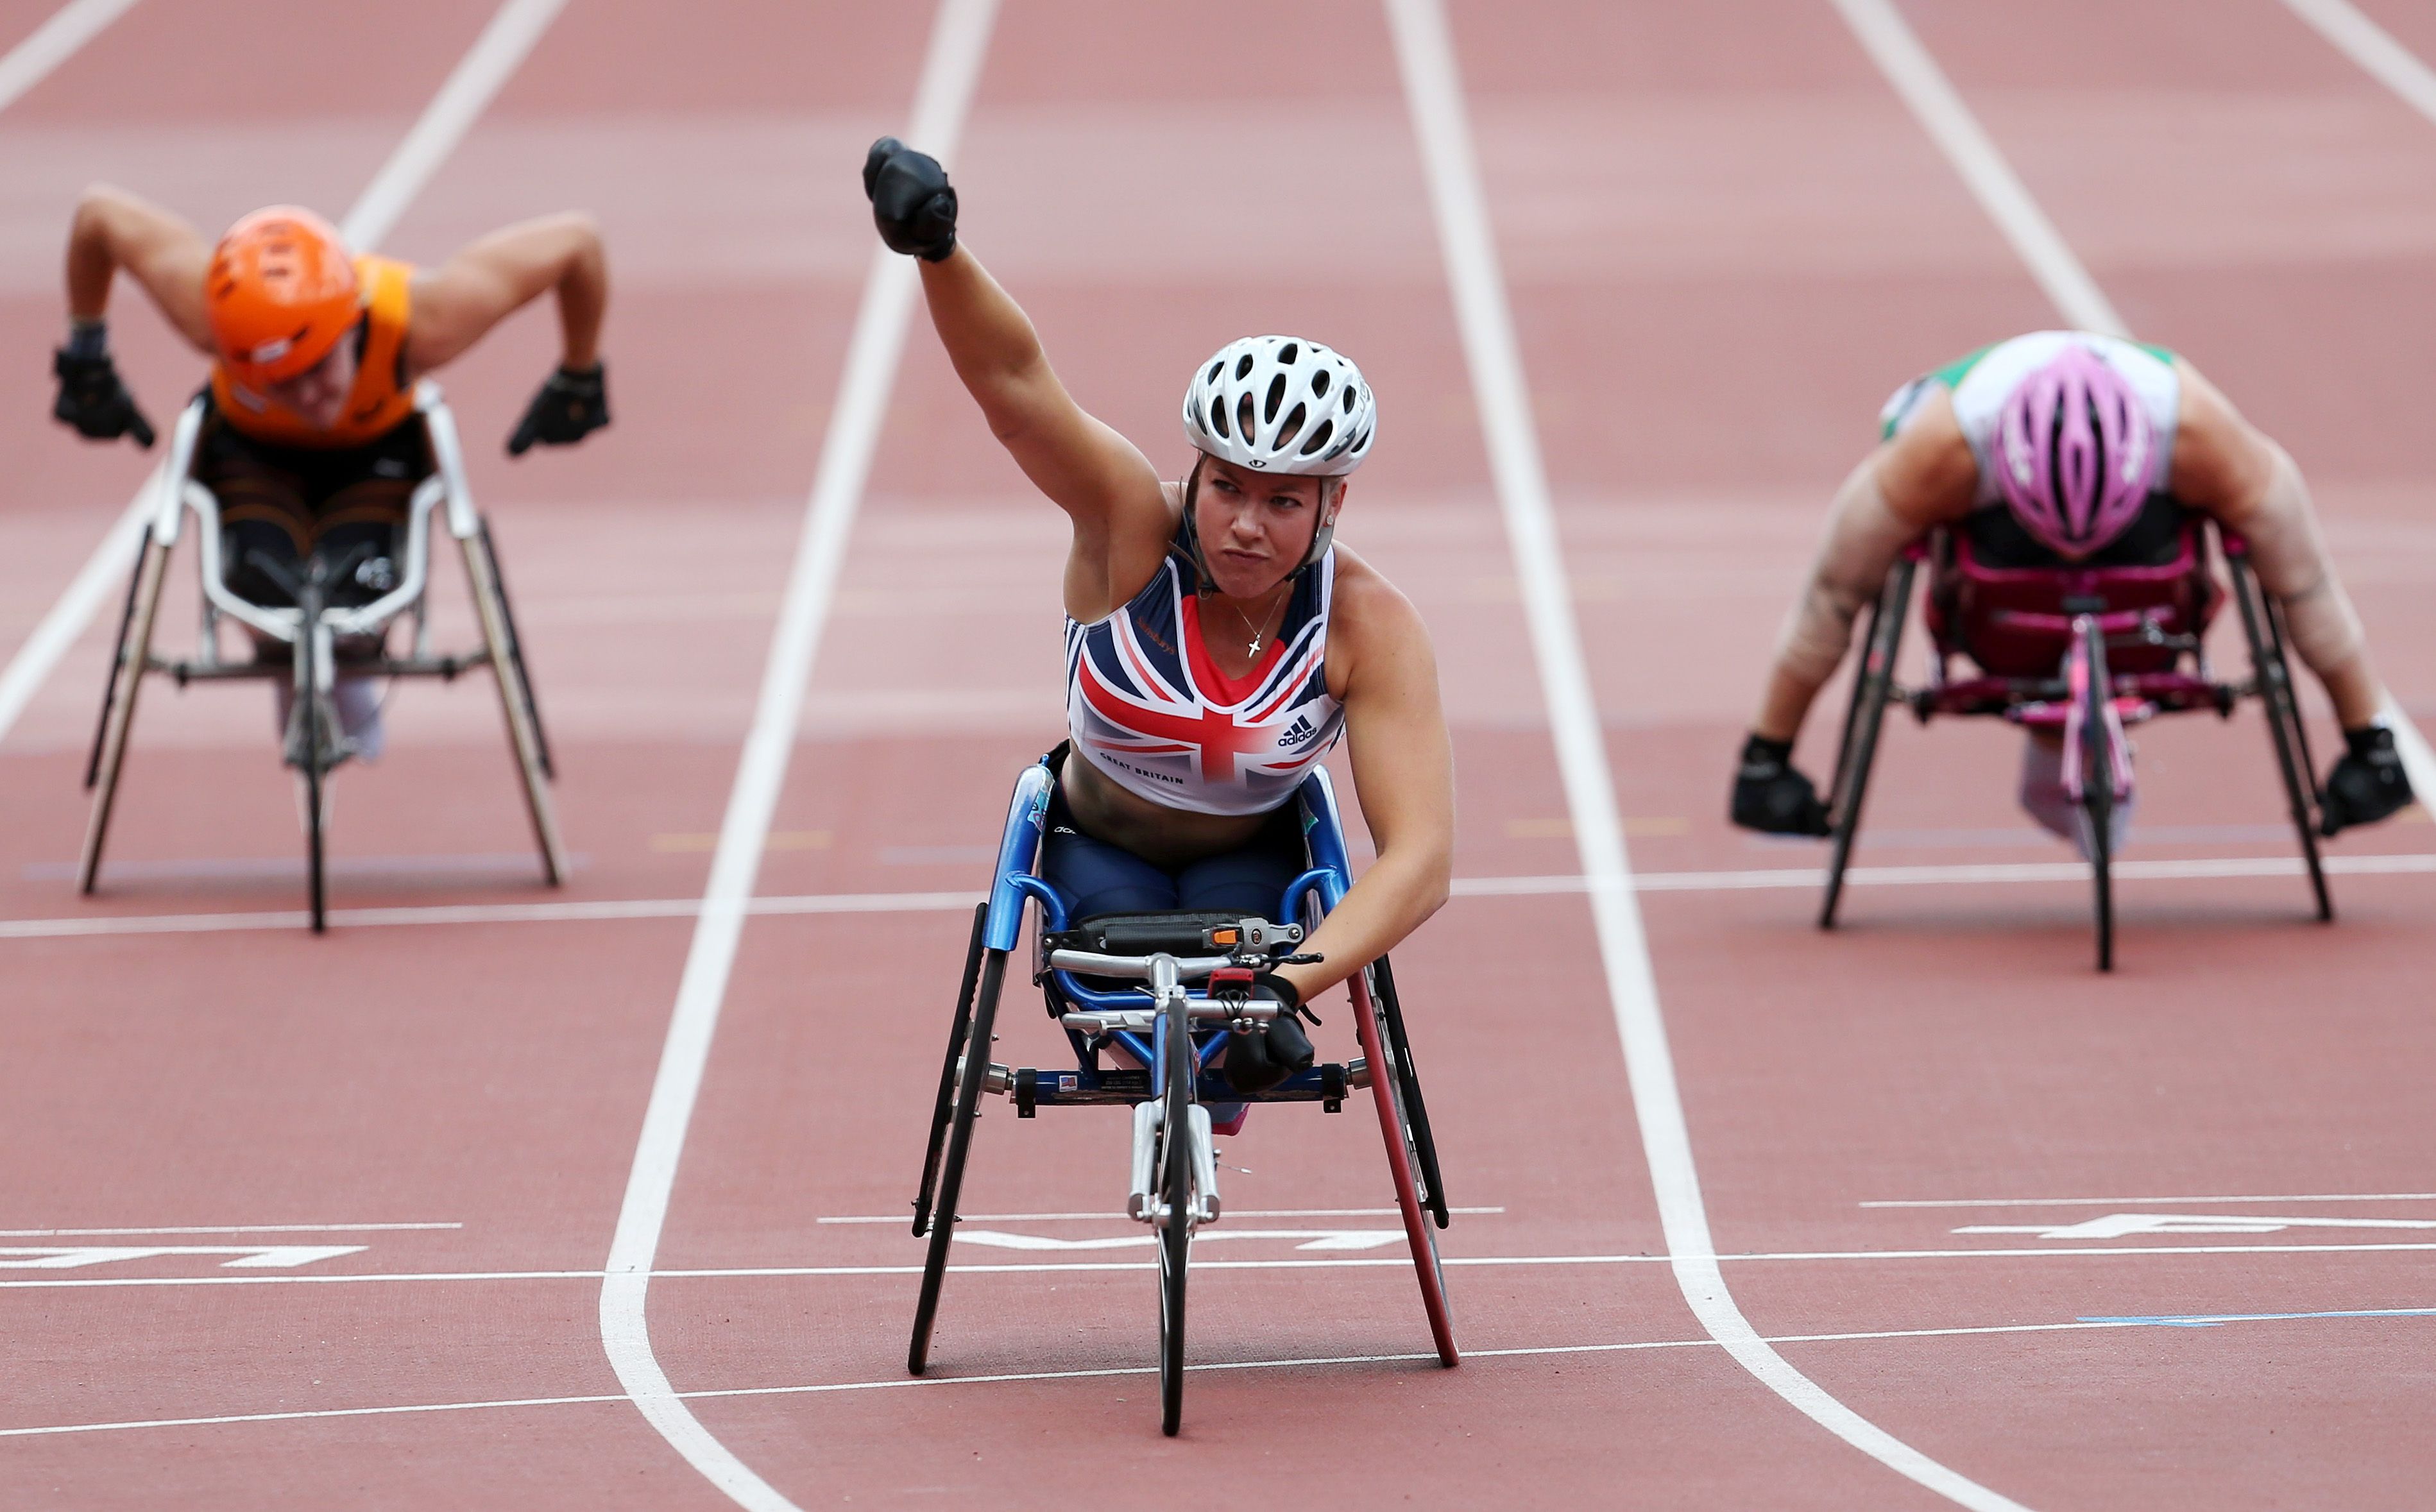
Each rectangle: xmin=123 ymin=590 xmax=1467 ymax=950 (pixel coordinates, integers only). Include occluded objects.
xmin=1180 ymin=335 xmax=1375 ymax=570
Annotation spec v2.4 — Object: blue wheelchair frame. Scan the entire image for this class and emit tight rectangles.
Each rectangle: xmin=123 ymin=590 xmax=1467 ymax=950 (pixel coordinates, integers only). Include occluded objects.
xmin=982 ymin=758 xmax=1359 ymax=1112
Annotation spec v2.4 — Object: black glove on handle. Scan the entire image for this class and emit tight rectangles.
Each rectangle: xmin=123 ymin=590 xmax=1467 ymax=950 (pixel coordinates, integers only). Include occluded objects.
xmin=52 ymin=348 xmax=155 ymax=447
xmin=1730 ymin=732 xmax=1832 ymax=837
xmin=2320 ymin=723 xmax=2413 ymax=835
xmin=1214 ymin=970 xmax=1316 ymax=1097
xmin=507 ymin=362 xmax=609 ymax=456
xmin=864 ymin=136 xmax=958 ymax=262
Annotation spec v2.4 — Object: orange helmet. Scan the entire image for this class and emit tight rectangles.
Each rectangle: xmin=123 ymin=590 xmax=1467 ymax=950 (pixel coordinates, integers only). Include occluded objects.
xmin=205 ymin=207 xmax=361 ymax=387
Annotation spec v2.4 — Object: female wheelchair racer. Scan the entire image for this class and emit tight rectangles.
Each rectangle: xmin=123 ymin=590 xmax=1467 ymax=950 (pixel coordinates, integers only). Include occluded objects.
xmin=867 ymin=140 xmax=1460 ymax=1429
xmin=865 ymin=138 xmax=1456 ymax=1086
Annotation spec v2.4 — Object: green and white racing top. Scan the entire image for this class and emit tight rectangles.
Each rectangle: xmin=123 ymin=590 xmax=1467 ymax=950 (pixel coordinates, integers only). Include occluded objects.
xmin=1879 ymin=330 xmax=2182 ymax=506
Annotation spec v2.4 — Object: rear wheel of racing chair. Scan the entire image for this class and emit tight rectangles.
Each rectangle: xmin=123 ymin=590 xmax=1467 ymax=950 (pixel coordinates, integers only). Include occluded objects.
xmin=2074 ymin=615 xmax=2118 ymax=973
xmin=1354 ymin=955 xmax=1458 ymax=1365
xmin=2227 ymin=548 xmax=2334 ymax=922
xmin=77 ymin=529 xmax=174 ymax=896
xmin=1156 ymin=967 xmax=1195 ymax=1436
xmin=1819 ymin=555 xmax=1916 ymax=928
xmin=908 ymin=910 xmax=1006 ymax=1376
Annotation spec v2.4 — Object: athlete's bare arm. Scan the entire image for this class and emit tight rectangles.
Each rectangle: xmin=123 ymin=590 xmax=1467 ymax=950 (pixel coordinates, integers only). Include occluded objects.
xmin=64 ymin=185 xmax=213 ymax=350
xmin=406 ymin=213 xmax=607 ymax=377
xmin=1272 ymin=552 xmax=1454 ymax=1003
xmin=915 ymin=246 xmax=1171 ymax=620
xmin=1751 ymin=387 xmax=1977 ymax=742
xmin=2165 ymin=361 xmax=2386 ymax=728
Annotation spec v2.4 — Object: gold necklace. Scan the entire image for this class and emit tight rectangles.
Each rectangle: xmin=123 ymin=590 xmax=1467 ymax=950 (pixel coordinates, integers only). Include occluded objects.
xmin=1220 ymin=582 xmax=1291 ymax=656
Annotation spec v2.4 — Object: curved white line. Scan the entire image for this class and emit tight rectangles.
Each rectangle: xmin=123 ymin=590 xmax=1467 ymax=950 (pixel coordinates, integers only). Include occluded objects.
xmin=1383 ymin=2 xmax=2032 ymax=1506
xmin=592 ymin=3 xmax=998 ymax=1507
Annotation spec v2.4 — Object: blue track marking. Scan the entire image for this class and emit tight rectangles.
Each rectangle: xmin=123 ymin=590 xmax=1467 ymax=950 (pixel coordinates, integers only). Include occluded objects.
xmin=2079 ymin=1306 xmax=2436 ymax=1329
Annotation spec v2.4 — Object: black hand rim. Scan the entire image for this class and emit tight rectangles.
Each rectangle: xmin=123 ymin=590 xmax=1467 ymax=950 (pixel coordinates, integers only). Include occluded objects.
xmin=480 ymin=518 xmax=554 ymax=781
xmin=908 ymin=947 xmax=1003 ymax=1375
xmin=1370 ymin=955 xmax=1449 ymax=1228
xmin=85 ymin=535 xmax=149 ymax=790
xmin=1159 ymin=984 xmax=1191 ymax=1438
xmin=2231 ymin=553 xmax=2333 ymax=921
xmin=300 ymin=613 xmax=327 ymax=936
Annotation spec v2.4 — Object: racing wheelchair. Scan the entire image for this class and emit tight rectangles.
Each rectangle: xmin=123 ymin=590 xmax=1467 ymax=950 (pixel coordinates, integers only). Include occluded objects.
xmin=1819 ymin=514 xmax=2330 ymax=971
xmin=908 ymin=758 xmax=1457 ymax=1436
xmin=78 ymin=385 xmax=565 ymax=932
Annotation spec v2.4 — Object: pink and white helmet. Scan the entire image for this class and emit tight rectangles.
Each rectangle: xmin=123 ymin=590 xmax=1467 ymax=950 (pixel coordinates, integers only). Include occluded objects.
xmin=1992 ymin=343 xmax=2158 ymax=559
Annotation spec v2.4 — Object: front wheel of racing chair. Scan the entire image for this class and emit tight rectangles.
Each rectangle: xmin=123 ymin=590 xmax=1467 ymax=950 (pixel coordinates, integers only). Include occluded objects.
xmin=2072 ymin=615 xmax=2119 ymax=972
xmin=2227 ymin=545 xmax=2334 ymax=922
xmin=1820 ymin=554 xmax=1918 ymax=928
xmin=1156 ymin=965 xmax=1195 ymax=1436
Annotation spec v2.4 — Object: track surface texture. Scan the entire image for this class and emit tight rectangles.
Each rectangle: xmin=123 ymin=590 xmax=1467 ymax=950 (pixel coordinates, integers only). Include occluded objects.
xmin=3 ymin=1 xmax=2432 ymax=1508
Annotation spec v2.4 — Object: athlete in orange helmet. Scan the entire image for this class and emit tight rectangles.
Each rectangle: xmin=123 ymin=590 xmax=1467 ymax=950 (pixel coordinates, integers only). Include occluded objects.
xmin=55 ymin=184 xmax=611 ymax=755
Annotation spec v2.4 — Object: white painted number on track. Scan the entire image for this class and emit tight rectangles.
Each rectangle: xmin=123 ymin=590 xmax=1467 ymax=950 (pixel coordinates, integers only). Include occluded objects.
xmin=1958 ymin=1213 xmax=2436 ymax=1241
xmin=0 ymin=1244 xmax=365 ymax=1270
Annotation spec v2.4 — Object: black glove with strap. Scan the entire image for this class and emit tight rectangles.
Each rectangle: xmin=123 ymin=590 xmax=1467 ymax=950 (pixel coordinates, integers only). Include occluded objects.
xmin=52 ymin=347 xmax=155 ymax=447
xmin=507 ymin=362 xmax=608 ymax=456
xmin=1730 ymin=732 xmax=1832 ymax=837
xmin=2320 ymin=723 xmax=2414 ymax=835
xmin=863 ymin=136 xmax=958 ymax=262
xmin=1211 ymin=969 xmax=1316 ymax=1096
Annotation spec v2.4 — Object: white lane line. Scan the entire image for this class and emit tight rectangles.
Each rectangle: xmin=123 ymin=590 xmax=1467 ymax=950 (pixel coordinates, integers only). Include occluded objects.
xmin=12 ymin=1237 xmax=2436 ymax=1291
xmin=2283 ymin=0 xmax=2436 ymax=126
xmin=593 ymin=4 xmax=998 ymax=1509
xmin=815 ymin=1207 xmax=1508 ymax=1225
xmin=0 ymin=0 xmax=139 ymax=113
xmin=1830 ymin=0 xmax=2436 ymax=822
xmin=0 ymin=1221 xmax=459 ymax=1237
xmin=8 ymin=849 xmax=2433 ymax=942
xmin=1864 ymin=1192 xmax=2436 ymax=1210
xmin=0 ymin=0 xmax=568 ymax=751
xmin=1827 ymin=0 xmax=2125 ymax=334
xmin=1386 ymin=3 xmax=2024 ymax=1508
xmin=19 ymin=1307 xmax=2430 ymax=1441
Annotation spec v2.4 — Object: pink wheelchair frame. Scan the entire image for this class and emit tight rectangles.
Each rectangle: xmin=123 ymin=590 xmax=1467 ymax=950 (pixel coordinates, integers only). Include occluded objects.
xmin=1818 ymin=518 xmax=2331 ymax=971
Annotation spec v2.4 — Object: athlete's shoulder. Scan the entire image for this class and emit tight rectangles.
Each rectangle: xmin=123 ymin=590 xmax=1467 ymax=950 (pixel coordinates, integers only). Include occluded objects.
xmin=1324 ymin=546 xmax=1430 ymax=652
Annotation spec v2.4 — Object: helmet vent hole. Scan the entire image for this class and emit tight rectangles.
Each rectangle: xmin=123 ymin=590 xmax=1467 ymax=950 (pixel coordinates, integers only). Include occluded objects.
xmin=1298 ymin=419 xmax=1334 ymax=457
xmin=1278 ymin=341 xmax=1299 ymax=365
xmin=1263 ymin=373 xmax=1287 ymax=424
xmin=1277 ymin=402 xmax=1308 ymax=449
xmin=1236 ymin=391 xmax=1257 ymax=440
xmin=1209 ymin=397 xmax=1231 ymax=441
xmin=1207 ymin=361 xmax=1223 ymax=384
xmin=1234 ymin=353 xmax=1255 ymax=380
xmin=1341 ymin=387 xmax=1357 ymax=413
xmin=1311 ymin=370 xmax=1331 ymax=398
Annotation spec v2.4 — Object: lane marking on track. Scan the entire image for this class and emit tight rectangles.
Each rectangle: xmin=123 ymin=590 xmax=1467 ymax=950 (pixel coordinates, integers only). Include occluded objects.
xmin=1391 ymin=1 xmax=2027 ymax=1506
xmin=12 ymin=851 xmax=2430 ymax=942
xmin=1957 ymin=1213 xmax=2436 ymax=1240
xmin=1865 ymin=1192 xmax=2436 ymax=1209
xmin=12 ymin=1238 xmax=2436 ymax=1291
xmin=11 ymin=1307 xmax=2430 ymax=1440
xmin=953 ymin=1228 xmax=1408 ymax=1253
xmin=0 ymin=0 xmax=139 ymax=112
xmin=593 ymin=4 xmax=998 ymax=1509
xmin=0 ymin=1244 xmax=364 ymax=1270
xmin=0 ymin=1222 xmax=455 ymax=1237
xmin=0 ymin=0 xmax=568 ymax=751
xmin=1830 ymin=0 xmax=2436 ymax=817
xmin=815 ymin=1207 xmax=1508 ymax=1224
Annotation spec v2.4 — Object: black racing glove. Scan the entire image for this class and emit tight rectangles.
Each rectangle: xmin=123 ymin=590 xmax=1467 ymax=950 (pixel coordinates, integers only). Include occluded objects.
xmin=507 ymin=362 xmax=608 ymax=455
xmin=1213 ymin=971 xmax=1316 ymax=1097
xmin=1730 ymin=732 xmax=1832 ymax=837
xmin=2319 ymin=724 xmax=2413 ymax=835
xmin=52 ymin=348 xmax=155 ymax=447
xmin=863 ymin=136 xmax=958 ymax=262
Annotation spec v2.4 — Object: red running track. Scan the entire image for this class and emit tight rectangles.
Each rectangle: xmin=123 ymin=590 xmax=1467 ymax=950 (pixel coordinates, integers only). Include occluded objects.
xmin=1 ymin=1 xmax=2432 ymax=1508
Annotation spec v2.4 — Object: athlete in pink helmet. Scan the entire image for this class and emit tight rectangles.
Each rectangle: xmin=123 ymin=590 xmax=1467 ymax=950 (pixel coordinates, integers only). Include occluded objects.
xmin=1732 ymin=331 xmax=2412 ymax=847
